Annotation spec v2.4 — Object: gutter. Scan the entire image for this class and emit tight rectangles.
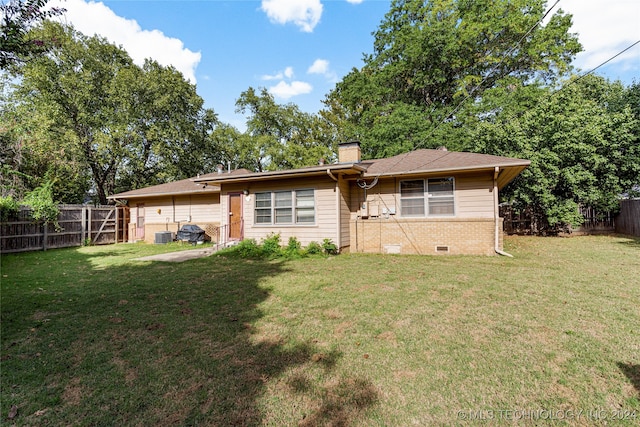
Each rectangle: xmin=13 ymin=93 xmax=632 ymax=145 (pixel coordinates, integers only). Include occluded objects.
xmin=493 ymin=166 xmax=513 ymax=257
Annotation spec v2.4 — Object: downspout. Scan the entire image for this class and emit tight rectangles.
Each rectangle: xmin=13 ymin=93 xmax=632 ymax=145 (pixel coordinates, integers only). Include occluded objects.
xmin=335 ymin=173 xmax=341 ymax=251
xmin=493 ymin=166 xmax=513 ymax=257
xmin=327 ymin=169 xmax=341 ymax=250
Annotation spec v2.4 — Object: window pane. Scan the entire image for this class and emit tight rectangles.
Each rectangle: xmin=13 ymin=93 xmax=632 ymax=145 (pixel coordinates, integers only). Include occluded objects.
xmin=428 ymin=178 xmax=453 ymax=195
xmin=296 ymin=189 xmax=314 ymax=207
xmin=296 ymin=208 xmax=315 ymax=223
xmin=275 ymin=208 xmax=292 ymax=223
xmin=255 ymin=208 xmax=272 ymax=224
xmin=401 ymin=180 xmax=425 ymax=216
xmin=428 ymin=198 xmax=454 ymax=215
xmin=295 ymin=189 xmax=315 ymax=223
xmin=402 ymin=198 xmax=425 ymax=216
xmin=255 ymin=192 xmax=271 ymax=208
xmin=274 ymin=191 xmax=292 ymax=207
xmin=401 ymin=180 xmax=424 ymax=196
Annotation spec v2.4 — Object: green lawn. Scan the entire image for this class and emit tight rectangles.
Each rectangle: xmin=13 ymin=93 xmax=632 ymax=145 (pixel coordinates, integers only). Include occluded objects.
xmin=1 ymin=236 xmax=639 ymax=425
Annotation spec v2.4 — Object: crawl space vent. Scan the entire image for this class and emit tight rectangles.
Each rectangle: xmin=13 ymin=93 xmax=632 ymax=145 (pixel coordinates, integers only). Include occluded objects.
xmin=435 ymin=245 xmax=450 ymax=253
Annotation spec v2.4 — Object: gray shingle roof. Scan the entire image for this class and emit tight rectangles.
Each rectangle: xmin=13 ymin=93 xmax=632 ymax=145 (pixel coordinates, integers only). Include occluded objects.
xmin=108 ymin=177 xmax=219 ymax=199
xmin=361 ymin=149 xmax=530 ymax=176
xmin=111 ymin=150 xmax=530 ymax=199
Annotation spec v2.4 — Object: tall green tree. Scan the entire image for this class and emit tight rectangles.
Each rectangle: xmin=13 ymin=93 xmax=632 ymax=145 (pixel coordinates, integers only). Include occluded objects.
xmin=1 ymin=73 xmax=90 ymax=202
xmin=0 ymin=0 xmax=64 ymax=69
xmin=324 ymin=0 xmax=581 ymax=158
xmin=235 ymin=87 xmax=333 ymax=171
xmin=14 ymin=22 xmax=213 ymax=203
xmin=471 ymin=75 xmax=639 ymax=230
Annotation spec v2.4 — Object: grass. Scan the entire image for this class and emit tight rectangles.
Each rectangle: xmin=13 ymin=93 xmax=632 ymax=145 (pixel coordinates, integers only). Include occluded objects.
xmin=1 ymin=235 xmax=639 ymax=425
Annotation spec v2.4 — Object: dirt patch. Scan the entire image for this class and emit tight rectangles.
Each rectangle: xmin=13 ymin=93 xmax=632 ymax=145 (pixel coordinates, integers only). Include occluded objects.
xmin=112 ymin=357 xmax=139 ymax=385
xmin=32 ymin=311 xmax=56 ymax=321
xmin=62 ymin=378 xmax=86 ymax=406
xmin=376 ymin=331 xmax=398 ymax=346
xmin=333 ymin=321 xmax=353 ymax=338
xmin=323 ymin=309 xmax=343 ymax=320
xmin=393 ymin=370 xmax=417 ymax=380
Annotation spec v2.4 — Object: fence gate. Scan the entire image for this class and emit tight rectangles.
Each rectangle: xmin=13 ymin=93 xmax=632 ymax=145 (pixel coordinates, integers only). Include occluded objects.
xmin=1 ymin=205 xmax=129 ymax=254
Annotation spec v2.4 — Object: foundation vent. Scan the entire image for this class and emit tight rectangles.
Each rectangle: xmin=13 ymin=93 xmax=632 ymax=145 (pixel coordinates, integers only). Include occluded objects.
xmin=435 ymin=245 xmax=450 ymax=253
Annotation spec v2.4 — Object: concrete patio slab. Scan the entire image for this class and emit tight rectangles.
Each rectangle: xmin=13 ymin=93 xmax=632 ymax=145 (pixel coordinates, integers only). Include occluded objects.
xmin=133 ymin=247 xmax=215 ymax=263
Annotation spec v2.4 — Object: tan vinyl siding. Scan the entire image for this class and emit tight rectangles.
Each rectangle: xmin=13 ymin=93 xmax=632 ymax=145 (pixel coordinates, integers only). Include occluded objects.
xmin=352 ymin=173 xmax=495 ymax=220
xmin=221 ymin=177 xmax=339 ymax=246
xmin=129 ymin=194 xmax=220 ymax=243
xmin=352 ymin=178 xmax=398 ymax=219
xmin=455 ymin=173 xmax=494 ymax=218
xmin=129 ymin=194 xmax=220 ymax=225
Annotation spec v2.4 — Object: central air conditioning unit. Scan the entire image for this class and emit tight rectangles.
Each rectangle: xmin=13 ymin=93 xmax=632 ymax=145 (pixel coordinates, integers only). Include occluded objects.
xmin=154 ymin=231 xmax=174 ymax=244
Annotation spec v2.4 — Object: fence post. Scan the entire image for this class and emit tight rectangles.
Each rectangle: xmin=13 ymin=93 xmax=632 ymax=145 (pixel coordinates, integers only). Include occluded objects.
xmin=88 ymin=207 xmax=92 ymax=245
xmin=42 ymin=221 xmax=48 ymax=251
xmin=81 ymin=206 xmax=87 ymax=244
xmin=115 ymin=206 xmax=119 ymax=244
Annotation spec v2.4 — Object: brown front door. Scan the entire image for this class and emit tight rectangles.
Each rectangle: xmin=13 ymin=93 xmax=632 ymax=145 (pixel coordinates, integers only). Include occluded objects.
xmin=229 ymin=193 xmax=242 ymax=240
xmin=136 ymin=204 xmax=145 ymax=240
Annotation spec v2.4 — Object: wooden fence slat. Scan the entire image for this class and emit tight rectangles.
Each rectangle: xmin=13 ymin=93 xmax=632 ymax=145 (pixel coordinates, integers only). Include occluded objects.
xmin=501 ymin=204 xmax=617 ymax=235
xmin=616 ymin=199 xmax=640 ymax=237
xmin=1 ymin=205 xmax=129 ymax=253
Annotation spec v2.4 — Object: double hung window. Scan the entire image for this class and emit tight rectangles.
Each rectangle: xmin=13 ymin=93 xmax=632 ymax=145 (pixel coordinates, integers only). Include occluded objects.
xmin=254 ymin=189 xmax=315 ymax=225
xmin=400 ymin=177 xmax=455 ymax=217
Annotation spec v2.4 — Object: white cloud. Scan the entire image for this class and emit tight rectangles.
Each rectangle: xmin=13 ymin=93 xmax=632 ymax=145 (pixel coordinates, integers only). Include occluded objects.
xmin=261 ymin=66 xmax=295 ymax=81
xmin=261 ymin=71 xmax=285 ymax=81
xmin=268 ymin=81 xmax=313 ymax=99
xmin=307 ymin=59 xmax=338 ymax=82
xmin=49 ymin=0 xmax=201 ymax=83
xmin=284 ymin=66 xmax=294 ymax=79
xmin=307 ymin=59 xmax=329 ymax=75
xmin=261 ymin=0 xmax=323 ymax=33
xmin=554 ymin=0 xmax=640 ymax=72
xmin=346 ymin=0 xmax=364 ymax=4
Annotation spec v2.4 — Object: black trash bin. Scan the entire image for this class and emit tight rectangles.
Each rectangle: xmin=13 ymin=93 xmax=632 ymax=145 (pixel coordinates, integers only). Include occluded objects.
xmin=176 ymin=224 xmax=206 ymax=244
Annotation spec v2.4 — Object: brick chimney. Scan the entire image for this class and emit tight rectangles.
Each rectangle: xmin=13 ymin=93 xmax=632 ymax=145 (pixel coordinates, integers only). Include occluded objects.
xmin=338 ymin=141 xmax=361 ymax=163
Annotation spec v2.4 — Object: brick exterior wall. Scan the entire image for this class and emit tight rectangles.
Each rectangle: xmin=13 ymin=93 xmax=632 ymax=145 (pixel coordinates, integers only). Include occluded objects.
xmin=350 ymin=217 xmax=503 ymax=256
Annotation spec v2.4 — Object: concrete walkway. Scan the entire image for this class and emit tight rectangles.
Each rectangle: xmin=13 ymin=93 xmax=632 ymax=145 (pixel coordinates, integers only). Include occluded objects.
xmin=133 ymin=246 xmax=216 ymax=263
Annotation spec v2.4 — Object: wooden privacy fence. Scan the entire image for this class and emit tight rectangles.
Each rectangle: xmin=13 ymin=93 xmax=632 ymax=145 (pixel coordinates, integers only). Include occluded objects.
xmin=1 ymin=205 xmax=129 ymax=254
xmin=500 ymin=204 xmax=616 ymax=235
xmin=616 ymin=199 xmax=640 ymax=237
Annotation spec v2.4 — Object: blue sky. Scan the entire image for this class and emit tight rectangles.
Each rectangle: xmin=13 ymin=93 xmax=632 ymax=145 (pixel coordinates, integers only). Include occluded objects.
xmin=49 ymin=0 xmax=640 ymax=130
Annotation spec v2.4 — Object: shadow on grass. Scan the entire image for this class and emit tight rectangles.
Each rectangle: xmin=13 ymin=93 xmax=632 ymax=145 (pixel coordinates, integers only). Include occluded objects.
xmin=615 ymin=234 xmax=640 ymax=248
xmin=618 ymin=363 xmax=640 ymax=397
xmin=0 ymin=246 xmax=377 ymax=425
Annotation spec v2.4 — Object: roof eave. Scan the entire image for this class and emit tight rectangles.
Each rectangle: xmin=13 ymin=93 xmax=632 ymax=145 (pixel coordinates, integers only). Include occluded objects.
xmin=107 ymin=189 xmax=220 ymax=200
xmin=362 ymin=162 xmax=531 ymax=180
xmin=194 ymin=163 xmax=366 ymax=184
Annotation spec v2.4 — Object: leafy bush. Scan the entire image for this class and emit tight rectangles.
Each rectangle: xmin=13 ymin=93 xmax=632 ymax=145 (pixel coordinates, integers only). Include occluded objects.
xmin=322 ymin=238 xmax=338 ymax=255
xmin=236 ymin=239 xmax=262 ymax=258
xmin=215 ymin=236 xmax=339 ymax=259
xmin=305 ymin=241 xmax=323 ymax=255
xmin=23 ymin=181 xmax=60 ymax=228
xmin=284 ymin=236 xmax=304 ymax=258
xmin=261 ymin=233 xmax=282 ymax=257
xmin=215 ymin=238 xmax=263 ymax=258
xmin=0 ymin=195 xmax=20 ymax=222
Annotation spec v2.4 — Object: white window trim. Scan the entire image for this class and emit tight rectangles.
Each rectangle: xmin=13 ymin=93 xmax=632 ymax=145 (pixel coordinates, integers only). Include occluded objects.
xmin=253 ymin=189 xmax=316 ymax=226
xmin=399 ymin=177 xmax=456 ymax=218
